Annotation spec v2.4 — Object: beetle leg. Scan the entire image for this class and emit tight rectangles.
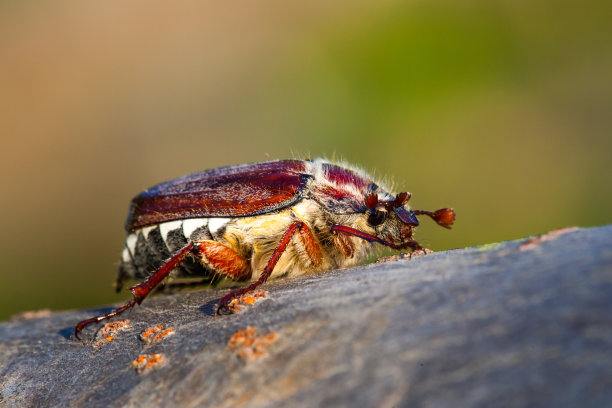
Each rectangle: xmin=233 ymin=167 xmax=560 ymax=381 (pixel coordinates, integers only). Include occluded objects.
xmin=375 ymin=248 xmax=434 ymax=263
xmin=75 ymin=240 xmax=252 ymax=339
xmin=151 ymin=241 xmax=251 ymax=292
xmin=330 ymin=225 xmax=423 ymax=251
xmin=75 ymin=242 xmax=196 ymax=339
xmin=191 ymin=240 xmax=251 ymax=281
xmin=297 ymin=222 xmax=323 ymax=266
xmin=216 ymin=221 xmax=316 ymax=315
xmin=334 ymin=231 xmax=355 ymax=258
xmin=155 ymin=278 xmax=213 ymax=292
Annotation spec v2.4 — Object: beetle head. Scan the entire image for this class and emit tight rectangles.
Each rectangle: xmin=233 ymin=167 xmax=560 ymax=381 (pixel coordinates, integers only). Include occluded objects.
xmin=363 ymin=191 xmax=420 ymax=244
xmin=362 ymin=190 xmax=455 ymax=247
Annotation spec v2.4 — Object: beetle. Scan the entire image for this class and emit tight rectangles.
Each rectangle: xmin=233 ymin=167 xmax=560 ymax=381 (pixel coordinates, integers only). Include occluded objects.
xmin=75 ymin=159 xmax=455 ymax=338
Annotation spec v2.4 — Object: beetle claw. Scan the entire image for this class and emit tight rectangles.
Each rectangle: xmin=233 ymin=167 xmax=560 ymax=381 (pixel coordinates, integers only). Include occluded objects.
xmin=216 ymin=304 xmax=232 ymax=316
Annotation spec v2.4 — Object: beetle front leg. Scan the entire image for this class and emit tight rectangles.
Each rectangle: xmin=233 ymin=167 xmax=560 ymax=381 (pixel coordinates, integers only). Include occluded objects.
xmin=331 ymin=225 xmax=423 ymax=251
xmin=331 ymin=225 xmax=430 ymax=263
xmin=216 ymin=221 xmax=321 ymax=315
xmin=375 ymin=248 xmax=433 ymax=264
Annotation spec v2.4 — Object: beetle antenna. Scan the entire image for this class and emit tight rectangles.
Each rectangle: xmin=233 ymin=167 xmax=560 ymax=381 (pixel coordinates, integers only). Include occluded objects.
xmin=393 ymin=192 xmax=410 ymax=207
xmin=379 ymin=192 xmax=411 ymax=209
xmin=413 ymin=208 xmax=455 ymax=229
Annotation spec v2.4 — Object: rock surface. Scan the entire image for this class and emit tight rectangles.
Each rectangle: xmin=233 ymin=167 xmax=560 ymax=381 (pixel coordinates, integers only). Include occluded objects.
xmin=1 ymin=225 xmax=611 ymax=407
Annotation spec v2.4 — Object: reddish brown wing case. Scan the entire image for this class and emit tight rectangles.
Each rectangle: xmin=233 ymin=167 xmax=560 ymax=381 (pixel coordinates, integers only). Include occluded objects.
xmin=126 ymin=160 xmax=311 ymax=231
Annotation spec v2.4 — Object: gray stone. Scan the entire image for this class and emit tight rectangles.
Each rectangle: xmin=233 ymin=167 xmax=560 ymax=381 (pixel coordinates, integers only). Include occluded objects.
xmin=1 ymin=225 xmax=611 ymax=408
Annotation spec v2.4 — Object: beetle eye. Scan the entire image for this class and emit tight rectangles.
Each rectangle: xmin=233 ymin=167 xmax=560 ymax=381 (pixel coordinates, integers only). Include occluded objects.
xmin=367 ymin=210 xmax=387 ymax=226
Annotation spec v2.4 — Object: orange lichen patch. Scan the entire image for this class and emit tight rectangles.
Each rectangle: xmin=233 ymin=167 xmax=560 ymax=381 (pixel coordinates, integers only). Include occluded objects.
xmin=520 ymin=227 xmax=578 ymax=251
xmin=227 ymin=326 xmax=279 ymax=362
xmin=132 ymin=353 xmax=166 ymax=374
xmin=139 ymin=324 xmax=176 ymax=346
xmin=92 ymin=335 xmax=115 ymax=348
xmin=227 ymin=326 xmax=257 ymax=348
xmin=227 ymin=290 xmax=267 ymax=312
xmin=92 ymin=320 xmax=130 ymax=348
xmin=96 ymin=320 xmax=131 ymax=339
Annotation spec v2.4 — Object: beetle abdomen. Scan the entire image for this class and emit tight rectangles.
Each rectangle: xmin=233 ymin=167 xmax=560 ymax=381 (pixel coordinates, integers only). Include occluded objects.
xmin=118 ymin=217 xmax=231 ymax=282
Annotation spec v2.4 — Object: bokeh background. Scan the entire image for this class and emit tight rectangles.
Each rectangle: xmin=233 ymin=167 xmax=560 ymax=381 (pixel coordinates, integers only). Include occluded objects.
xmin=1 ymin=1 xmax=610 ymax=320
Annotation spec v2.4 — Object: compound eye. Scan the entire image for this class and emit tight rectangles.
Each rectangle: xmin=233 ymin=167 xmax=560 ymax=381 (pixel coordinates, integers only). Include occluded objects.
xmin=367 ymin=210 xmax=387 ymax=227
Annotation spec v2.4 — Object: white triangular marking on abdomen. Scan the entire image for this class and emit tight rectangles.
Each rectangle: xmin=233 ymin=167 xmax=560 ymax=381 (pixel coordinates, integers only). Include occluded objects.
xmin=208 ymin=218 xmax=229 ymax=236
xmin=141 ymin=225 xmax=155 ymax=238
xmin=122 ymin=247 xmax=131 ymax=263
xmin=159 ymin=220 xmax=183 ymax=246
xmin=182 ymin=218 xmax=209 ymax=240
xmin=126 ymin=233 xmax=138 ymax=256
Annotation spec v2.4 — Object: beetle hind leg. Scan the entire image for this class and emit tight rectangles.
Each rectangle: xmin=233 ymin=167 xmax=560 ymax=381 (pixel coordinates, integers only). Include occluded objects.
xmin=155 ymin=276 xmax=218 ymax=293
xmin=74 ymin=299 xmax=138 ymax=340
xmin=192 ymin=240 xmax=251 ymax=282
xmin=74 ymin=240 xmax=251 ymax=340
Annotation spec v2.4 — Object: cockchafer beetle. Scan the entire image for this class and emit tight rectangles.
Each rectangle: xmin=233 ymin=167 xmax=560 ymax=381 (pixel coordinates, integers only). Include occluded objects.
xmin=75 ymin=159 xmax=455 ymax=338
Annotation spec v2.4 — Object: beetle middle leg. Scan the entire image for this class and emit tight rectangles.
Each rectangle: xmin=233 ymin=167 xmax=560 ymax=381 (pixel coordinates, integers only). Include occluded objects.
xmin=375 ymin=248 xmax=433 ymax=263
xmin=216 ymin=221 xmax=322 ymax=315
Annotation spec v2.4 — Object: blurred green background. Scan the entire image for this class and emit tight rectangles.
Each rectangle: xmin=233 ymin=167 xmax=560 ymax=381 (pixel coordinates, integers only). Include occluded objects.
xmin=1 ymin=0 xmax=610 ymax=320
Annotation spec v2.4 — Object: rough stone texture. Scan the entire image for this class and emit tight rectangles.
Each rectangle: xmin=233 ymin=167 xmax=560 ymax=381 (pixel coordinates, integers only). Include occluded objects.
xmin=1 ymin=225 xmax=611 ymax=408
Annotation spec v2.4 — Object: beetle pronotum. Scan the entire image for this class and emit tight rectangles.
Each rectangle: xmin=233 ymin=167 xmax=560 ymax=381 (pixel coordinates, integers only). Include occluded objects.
xmin=75 ymin=159 xmax=454 ymax=338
